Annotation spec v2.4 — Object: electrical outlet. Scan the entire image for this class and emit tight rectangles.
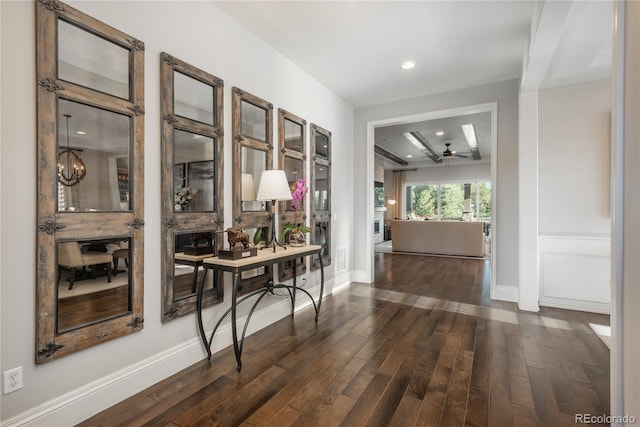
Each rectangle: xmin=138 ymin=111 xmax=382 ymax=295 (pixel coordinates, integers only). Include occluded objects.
xmin=3 ymin=367 xmax=23 ymax=394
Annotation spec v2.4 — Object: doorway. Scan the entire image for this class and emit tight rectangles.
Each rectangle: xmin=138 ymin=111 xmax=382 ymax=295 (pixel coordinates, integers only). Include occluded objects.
xmin=364 ymin=102 xmax=497 ymax=297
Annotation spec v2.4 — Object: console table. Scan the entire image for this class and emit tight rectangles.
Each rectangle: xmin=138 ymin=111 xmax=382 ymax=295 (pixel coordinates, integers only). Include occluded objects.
xmin=196 ymin=245 xmax=324 ymax=371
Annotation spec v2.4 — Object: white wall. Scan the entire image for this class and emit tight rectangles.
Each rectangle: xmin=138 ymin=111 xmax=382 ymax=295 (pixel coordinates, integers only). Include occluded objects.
xmin=0 ymin=1 xmax=354 ymax=423
xmin=536 ymin=79 xmax=612 ymax=313
xmin=612 ymin=0 xmax=640 ymax=420
xmin=353 ymin=79 xmax=520 ymax=296
xmin=538 ymin=79 xmax=611 ymax=235
xmin=404 ymin=162 xmax=491 ymax=186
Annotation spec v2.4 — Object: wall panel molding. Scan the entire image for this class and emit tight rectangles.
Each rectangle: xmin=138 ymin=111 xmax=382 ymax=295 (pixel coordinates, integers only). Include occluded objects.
xmin=539 ymin=234 xmax=611 ymax=313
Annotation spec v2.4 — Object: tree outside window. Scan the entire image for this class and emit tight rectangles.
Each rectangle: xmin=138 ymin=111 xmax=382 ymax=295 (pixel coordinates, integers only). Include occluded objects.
xmin=408 ymin=181 xmax=491 ymax=222
xmin=471 ymin=182 xmax=492 ymax=220
xmin=409 ymin=184 xmax=438 ymax=220
xmin=440 ymin=183 xmax=465 ymax=220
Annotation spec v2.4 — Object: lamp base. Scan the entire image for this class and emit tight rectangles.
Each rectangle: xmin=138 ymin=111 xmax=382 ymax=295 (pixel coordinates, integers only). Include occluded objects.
xmin=261 ymin=231 xmax=286 ymax=252
xmin=261 ymin=203 xmax=287 ymax=252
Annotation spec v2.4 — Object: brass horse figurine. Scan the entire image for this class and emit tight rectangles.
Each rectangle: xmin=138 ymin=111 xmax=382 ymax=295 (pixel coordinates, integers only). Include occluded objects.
xmin=215 ymin=227 xmax=251 ymax=250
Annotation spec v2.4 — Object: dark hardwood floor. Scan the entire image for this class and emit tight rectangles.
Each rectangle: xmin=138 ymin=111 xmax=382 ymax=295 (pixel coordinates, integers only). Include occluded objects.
xmin=80 ymin=253 xmax=610 ymax=426
xmin=58 ymin=286 xmax=130 ymax=332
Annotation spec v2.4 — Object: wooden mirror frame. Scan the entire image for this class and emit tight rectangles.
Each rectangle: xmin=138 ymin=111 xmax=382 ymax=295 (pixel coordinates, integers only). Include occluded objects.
xmin=232 ymin=87 xmax=273 ymax=228
xmin=310 ymin=124 xmax=332 ymax=271
xmin=160 ymin=53 xmax=224 ymax=322
xmin=277 ymin=109 xmax=307 ymax=281
xmin=36 ymin=0 xmax=145 ymax=363
xmin=232 ymin=87 xmax=273 ymax=293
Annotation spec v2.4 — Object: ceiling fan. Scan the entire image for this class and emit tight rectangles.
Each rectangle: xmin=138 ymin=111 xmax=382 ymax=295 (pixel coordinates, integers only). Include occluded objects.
xmin=440 ymin=143 xmax=470 ymax=159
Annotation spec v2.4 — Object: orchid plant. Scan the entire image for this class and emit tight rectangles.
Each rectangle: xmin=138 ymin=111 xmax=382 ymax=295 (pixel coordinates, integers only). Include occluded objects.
xmin=280 ymin=178 xmax=311 ymax=242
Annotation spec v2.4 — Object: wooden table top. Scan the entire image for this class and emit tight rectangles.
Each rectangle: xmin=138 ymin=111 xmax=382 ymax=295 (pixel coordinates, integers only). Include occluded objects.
xmin=202 ymin=245 xmax=322 ymax=270
xmin=175 ymin=252 xmax=215 ymax=262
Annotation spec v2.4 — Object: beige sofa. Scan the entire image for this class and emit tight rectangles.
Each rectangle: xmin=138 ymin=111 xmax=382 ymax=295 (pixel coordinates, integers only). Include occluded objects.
xmin=391 ymin=220 xmax=485 ymax=257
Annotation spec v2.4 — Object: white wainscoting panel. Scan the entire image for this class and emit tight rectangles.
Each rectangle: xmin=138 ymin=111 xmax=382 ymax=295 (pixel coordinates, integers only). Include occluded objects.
xmin=539 ymin=235 xmax=611 ymax=313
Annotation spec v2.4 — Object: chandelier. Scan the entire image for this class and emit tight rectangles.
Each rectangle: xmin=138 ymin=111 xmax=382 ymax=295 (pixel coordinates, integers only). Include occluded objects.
xmin=57 ymin=114 xmax=86 ymax=187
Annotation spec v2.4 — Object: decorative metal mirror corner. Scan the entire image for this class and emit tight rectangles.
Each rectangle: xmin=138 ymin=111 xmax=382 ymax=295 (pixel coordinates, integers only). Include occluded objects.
xmin=36 ymin=0 xmax=145 ymax=363
xmin=160 ymin=52 xmax=225 ymax=322
xmin=277 ymin=108 xmax=308 ymax=281
xmin=310 ymin=123 xmax=332 ymax=271
xmin=231 ymin=87 xmax=273 ymax=294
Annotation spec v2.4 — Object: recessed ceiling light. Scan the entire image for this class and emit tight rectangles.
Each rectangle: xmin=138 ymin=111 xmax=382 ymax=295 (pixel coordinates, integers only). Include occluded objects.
xmin=76 ymin=131 xmax=86 ymax=135
xmin=436 ymin=131 xmax=444 ymax=136
xmin=407 ymin=154 xmax=413 ymax=158
xmin=401 ymin=61 xmax=415 ymax=70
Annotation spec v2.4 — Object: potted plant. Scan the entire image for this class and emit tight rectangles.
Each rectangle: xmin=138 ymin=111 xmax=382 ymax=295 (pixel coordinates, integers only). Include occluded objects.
xmin=280 ymin=178 xmax=311 ymax=246
xmin=175 ymin=187 xmax=195 ymax=211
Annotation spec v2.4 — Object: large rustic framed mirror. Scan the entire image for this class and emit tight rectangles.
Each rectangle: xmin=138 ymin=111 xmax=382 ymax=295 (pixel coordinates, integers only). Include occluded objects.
xmin=36 ymin=0 xmax=145 ymax=363
xmin=310 ymin=124 xmax=332 ymax=271
xmin=232 ymin=87 xmax=272 ymax=293
xmin=277 ymin=109 xmax=308 ymax=281
xmin=160 ymin=53 xmax=224 ymax=322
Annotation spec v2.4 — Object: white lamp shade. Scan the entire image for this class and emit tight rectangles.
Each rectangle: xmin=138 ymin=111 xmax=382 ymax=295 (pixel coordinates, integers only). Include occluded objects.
xmin=241 ymin=173 xmax=256 ymax=201
xmin=256 ymin=170 xmax=293 ymax=201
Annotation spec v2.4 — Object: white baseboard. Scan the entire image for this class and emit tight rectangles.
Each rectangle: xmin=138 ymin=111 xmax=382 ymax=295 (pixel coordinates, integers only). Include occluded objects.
xmin=540 ymin=296 xmax=611 ymax=314
xmin=351 ymin=269 xmax=370 ymax=283
xmin=493 ymin=284 xmax=519 ymax=303
xmin=2 ymin=337 xmax=209 ymax=427
xmin=1 ymin=284 xmax=329 ymax=427
xmin=331 ymin=270 xmax=352 ymax=294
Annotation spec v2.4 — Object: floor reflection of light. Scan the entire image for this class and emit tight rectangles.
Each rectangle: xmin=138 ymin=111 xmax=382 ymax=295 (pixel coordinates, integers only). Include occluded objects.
xmin=350 ymin=283 xmax=601 ymax=332
xmin=589 ymin=323 xmax=612 ymax=349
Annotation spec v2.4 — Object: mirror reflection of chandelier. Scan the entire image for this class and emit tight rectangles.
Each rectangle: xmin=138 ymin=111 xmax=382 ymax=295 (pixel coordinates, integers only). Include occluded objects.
xmin=57 ymin=114 xmax=86 ymax=187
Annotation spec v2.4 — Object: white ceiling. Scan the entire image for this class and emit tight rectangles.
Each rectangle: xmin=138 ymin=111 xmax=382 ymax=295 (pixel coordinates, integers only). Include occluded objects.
xmin=214 ymin=0 xmax=536 ymax=108
xmin=214 ymin=0 xmax=612 ymax=170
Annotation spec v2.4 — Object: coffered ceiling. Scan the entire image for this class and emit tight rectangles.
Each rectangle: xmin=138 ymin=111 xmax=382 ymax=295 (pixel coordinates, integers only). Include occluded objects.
xmin=375 ymin=112 xmax=492 ymax=169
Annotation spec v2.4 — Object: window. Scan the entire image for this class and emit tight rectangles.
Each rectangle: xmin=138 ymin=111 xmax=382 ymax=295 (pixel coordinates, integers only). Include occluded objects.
xmin=472 ymin=182 xmax=492 ymax=221
xmin=407 ymin=181 xmax=491 ymax=223
xmin=374 ymin=181 xmax=384 ymax=207
xmin=440 ymin=183 xmax=465 ymax=220
xmin=409 ymin=184 xmax=438 ymax=220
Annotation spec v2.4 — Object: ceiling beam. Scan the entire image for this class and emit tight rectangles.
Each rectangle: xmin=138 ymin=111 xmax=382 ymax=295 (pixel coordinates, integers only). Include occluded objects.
xmin=402 ymin=131 xmax=442 ymax=163
xmin=374 ymin=145 xmax=408 ymax=165
xmin=520 ymin=0 xmax=574 ymax=92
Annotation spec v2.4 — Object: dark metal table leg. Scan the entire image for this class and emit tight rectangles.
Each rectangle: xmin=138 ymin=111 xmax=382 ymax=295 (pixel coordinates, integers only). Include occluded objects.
xmin=196 ymin=266 xmax=211 ymax=360
xmin=231 ymin=269 xmax=242 ymax=371
xmin=317 ymin=251 xmax=324 ymax=321
xmin=191 ymin=263 xmax=199 ymax=294
xmin=291 ymin=258 xmax=297 ymax=316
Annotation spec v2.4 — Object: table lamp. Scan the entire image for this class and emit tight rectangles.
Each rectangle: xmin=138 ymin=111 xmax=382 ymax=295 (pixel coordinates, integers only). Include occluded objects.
xmin=241 ymin=173 xmax=257 ymax=210
xmin=256 ymin=170 xmax=292 ymax=252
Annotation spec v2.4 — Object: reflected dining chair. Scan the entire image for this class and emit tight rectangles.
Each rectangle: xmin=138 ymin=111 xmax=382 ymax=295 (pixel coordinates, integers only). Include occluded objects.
xmin=112 ymin=241 xmax=129 ymax=276
xmin=57 ymin=242 xmax=112 ymax=290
